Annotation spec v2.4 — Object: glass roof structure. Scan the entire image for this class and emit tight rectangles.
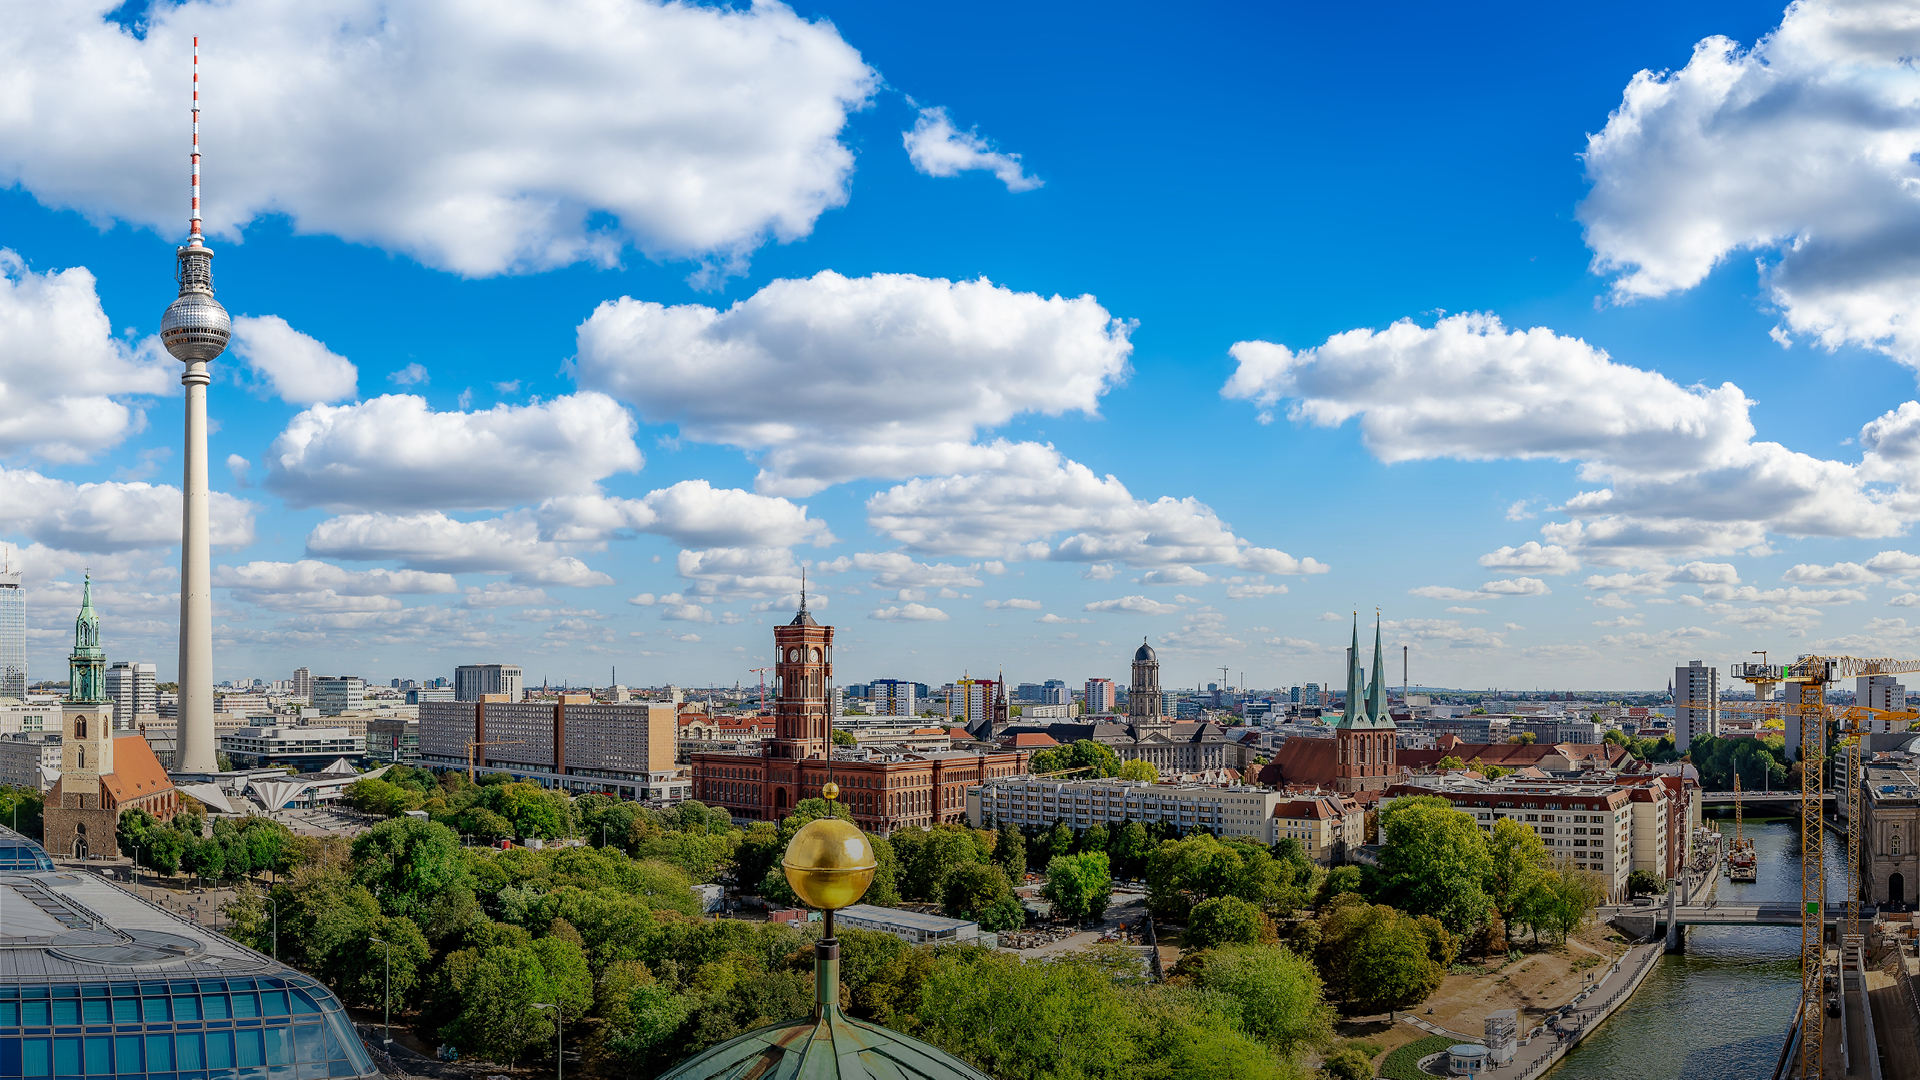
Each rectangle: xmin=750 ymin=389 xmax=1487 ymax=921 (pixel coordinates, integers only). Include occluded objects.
xmin=0 ymin=829 xmax=376 ymax=1080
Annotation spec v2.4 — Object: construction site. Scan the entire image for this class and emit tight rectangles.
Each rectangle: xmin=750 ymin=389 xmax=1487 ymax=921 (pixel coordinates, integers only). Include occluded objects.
xmin=1705 ymin=655 xmax=1920 ymax=1080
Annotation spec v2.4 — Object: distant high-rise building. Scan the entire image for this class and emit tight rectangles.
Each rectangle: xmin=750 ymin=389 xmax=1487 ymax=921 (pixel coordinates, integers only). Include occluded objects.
xmin=313 ymin=676 xmax=364 ymax=716
xmin=1084 ymin=677 xmax=1118 ymax=713
xmin=456 ymin=663 xmax=524 ymax=703
xmin=1674 ymin=660 xmax=1719 ymax=752
xmin=1859 ymin=675 xmax=1907 ymax=713
xmin=1013 ymin=682 xmax=1045 ymax=703
xmin=1302 ymin=683 xmax=1322 ymax=707
xmin=1043 ymin=679 xmax=1071 ymax=706
xmin=0 ymin=561 xmax=23 ymax=700
xmin=948 ymin=678 xmax=991 ymax=726
xmin=105 ymin=662 xmax=158 ymax=730
xmin=871 ymin=679 xmax=917 ymax=717
xmin=291 ymin=667 xmax=313 ymax=701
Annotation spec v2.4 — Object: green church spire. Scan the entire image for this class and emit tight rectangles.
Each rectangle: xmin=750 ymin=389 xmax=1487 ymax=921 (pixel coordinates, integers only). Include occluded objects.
xmin=67 ymin=574 xmax=106 ymax=704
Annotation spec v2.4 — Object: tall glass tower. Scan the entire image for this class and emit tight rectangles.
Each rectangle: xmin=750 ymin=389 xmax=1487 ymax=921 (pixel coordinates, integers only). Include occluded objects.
xmin=0 ymin=558 xmax=24 ymax=699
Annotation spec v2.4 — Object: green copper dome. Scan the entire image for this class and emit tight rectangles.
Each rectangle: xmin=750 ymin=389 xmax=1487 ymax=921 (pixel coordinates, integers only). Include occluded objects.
xmin=657 ymin=941 xmax=990 ymax=1080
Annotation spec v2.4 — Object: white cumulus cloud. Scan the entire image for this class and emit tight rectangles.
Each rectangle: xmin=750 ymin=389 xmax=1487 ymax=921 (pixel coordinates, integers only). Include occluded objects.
xmin=574 ymin=271 xmax=1133 ymax=495
xmin=536 ymin=480 xmax=833 ymax=549
xmin=902 ymin=107 xmax=1041 ymax=192
xmin=1224 ymin=311 xmax=1900 ymax=562
xmin=0 ymin=252 xmax=174 ymax=462
xmin=983 ymin=598 xmax=1043 ymax=610
xmin=228 ymin=316 xmax=357 ymax=404
xmin=0 ymin=1 xmax=876 ymax=278
xmin=1409 ymin=577 xmax=1551 ymax=601
xmin=1479 ymin=542 xmax=1580 ymax=575
xmin=1084 ymin=595 xmax=1182 ymax=616
xmin=266 ymin=392 xmax=641 ymax=510
xmin=0 ymin=467 xmax=254 ymax=552
xmin=1580 ymin=0 xmax=1920 ymax=365
xmin=304 ymin=510 xmax=609 ymax=585
xmin=869 ymin=603 xmax=949 ymax=622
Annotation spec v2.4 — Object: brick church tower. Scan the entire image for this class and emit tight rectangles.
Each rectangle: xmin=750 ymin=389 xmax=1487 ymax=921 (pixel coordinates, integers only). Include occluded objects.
xmin=1334 ymin=615 xmax=1398 ymax=791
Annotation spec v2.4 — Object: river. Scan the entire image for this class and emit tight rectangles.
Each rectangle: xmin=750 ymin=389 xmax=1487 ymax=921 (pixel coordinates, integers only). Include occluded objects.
xmin=1544 ymin=813 xmax=1849 ymax=1080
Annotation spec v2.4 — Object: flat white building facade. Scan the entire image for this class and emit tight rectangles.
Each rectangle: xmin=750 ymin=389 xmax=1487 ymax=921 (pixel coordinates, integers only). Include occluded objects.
xmin=1674 ymin=660 xmax=1719 ymax=751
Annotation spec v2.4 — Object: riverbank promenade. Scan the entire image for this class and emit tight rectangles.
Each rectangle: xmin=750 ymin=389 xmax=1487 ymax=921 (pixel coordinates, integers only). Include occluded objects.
xmin=1397 ymin=941 xmax=1664 ymax=1077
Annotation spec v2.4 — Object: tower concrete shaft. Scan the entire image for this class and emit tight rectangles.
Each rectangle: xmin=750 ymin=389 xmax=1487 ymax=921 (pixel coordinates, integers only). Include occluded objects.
xmin=160 ymin=38 xmax=230 ymax=773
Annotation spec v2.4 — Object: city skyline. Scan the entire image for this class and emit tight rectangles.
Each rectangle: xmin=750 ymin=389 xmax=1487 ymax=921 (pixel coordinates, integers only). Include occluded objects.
xmin=6 ymin=0 xmax=1920 ymax=690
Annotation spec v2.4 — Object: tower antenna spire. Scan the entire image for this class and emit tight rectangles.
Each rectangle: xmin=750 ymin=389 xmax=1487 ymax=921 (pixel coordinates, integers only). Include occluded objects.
xmin=190 ymin=36 xmax=202 ymax=244
xmin=800 ymin=567 xmax=808 ymax=613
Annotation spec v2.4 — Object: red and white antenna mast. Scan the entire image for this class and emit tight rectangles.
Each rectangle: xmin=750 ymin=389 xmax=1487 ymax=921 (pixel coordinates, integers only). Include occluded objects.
xmin=189 ymin=35 xmax=203 ymax=245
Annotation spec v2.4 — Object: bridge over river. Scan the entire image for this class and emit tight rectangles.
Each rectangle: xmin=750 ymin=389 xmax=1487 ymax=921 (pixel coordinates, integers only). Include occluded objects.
xmin=1697 ymin=790 xmax=1833 ymax=804
xmin=1607 ymin=902 xmax=1878 ymax=940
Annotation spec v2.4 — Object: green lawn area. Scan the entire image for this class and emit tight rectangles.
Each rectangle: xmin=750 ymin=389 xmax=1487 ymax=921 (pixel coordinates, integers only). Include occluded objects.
xmin=1377 ymin=1035 xmax=1455 ymax=1080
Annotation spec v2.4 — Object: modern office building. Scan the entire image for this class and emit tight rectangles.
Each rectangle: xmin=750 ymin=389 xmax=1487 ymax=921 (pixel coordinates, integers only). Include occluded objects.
xmin=365 ymin=717 xmax=419 ymax=762
xmin=217 ymin=727 xmax=361 ymax=770
xmin=1674 ymin=659 xmax=1719 ymax=752
xmin=310 ymin=677 xmax=363 ymax=717
xmin=1042 ymin=679 xmax=1071 ymax=706
xmin=870 ymin=679 xmax=917 ymax=717
xmin=0 ymin=562 xmax=23 ymax=700
xmin=0 ymin=823 xmax=380 ymax=1080
xmin=420 ymin=696 xmax=682 ymax=801
xmin=405 ymin=687 xmax=455 ymax=705
xmin=289 ymin=667 xmax=313 ymax=701
xmin=454 ymin=663 xmax=524 ymax=703
xmin=104 ymin=662 xmax=158 ymax=731
xmin=1084 ymin=677 xmax=1118 ymax=714
xmin=0 ymin=732 xmax=60 ymax=791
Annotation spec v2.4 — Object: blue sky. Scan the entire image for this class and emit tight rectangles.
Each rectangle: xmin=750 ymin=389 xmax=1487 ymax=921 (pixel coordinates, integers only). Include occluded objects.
xmin=6 ymin=0 xmax=1920 ymax=692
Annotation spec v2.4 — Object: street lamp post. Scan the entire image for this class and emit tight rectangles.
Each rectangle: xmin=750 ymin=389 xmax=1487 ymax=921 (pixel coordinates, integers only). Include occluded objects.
xmin=368 ymin=936 xmax=391 ymax=1047
xmin=269 ymin=896 xmax=278 ymax=960
xmin=531 ymin=1003 xmax=561 ymax=1080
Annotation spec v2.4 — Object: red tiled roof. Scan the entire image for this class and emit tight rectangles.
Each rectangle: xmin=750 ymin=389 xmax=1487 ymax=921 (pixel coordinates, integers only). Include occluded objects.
xmin=1007 ymin=732 xmax=1058 ymax=748
xmin=102 ymin=735 xmax=174 ymax=806
xmin=1257 ymin=737 xmax=1337 ymax=788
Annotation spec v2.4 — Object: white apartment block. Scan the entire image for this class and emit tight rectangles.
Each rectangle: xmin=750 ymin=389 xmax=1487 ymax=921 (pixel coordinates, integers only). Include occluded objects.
xmin=1674 ymin=660 xmax=1719 ymax=752
xmin=313 ymin=677 xmax=364 ymax=716
xmin=871 ymin=680 xmax=918 ymax=717
xmin=965 ymin=776 xmax=1361 ymax=856
xmin=1084 ymin=678 xmax=1118 ymax=714
xmin=947 ymin=679 xmax=991 ymax=726
xmin=1859 ymin=676 xmax=1908 ymax=715
xmin=105 ymin=661 xmax=157 ymax=730
xmin=1390 ymin=778 xmax=1635 ymax=900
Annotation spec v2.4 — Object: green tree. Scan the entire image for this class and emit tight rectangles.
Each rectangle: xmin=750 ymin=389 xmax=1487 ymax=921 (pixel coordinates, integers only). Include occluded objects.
xmin=1111 ymin=820 xmax=1153 ymax=880
xmin=994 ymin=822 xmax=1027 ymax=883
xmin=941 ymin=861 xmax=1013 ymax=922
xmin=1187 ymin=944 xmax=1333 ymax=1056
xmin=1028 ymin=739 xmax=1123 ymax=778
xmin=1627 ymin=869 xmax=1667 ymax=896
xmin=1043 ymin=851 xmax=1113 ymax=924
xmin=350 ymin=817 xmax=469 ymax=918
xmin=830 ymin=727 xmax=857 ymax=746
xmin=1484 ymin=817 xmax=1549 ymax=928
xmin=1184 ymin=895 xmax=1266 ymax=950
xmin=1117 ymin=758 xmax=1158 ymax=783
xmin=1377 ymin=797 xmax=1493 ymax=934
xmin=1316 ymin=900 xmax=1444 ymax=1012
xmin=1145 ymin=833 xmax=1245 ymax=920
xmin=0 ymin=786 xmax=45 ymax=840
xmin=913 ymin=950 xmax=1140 ymax=1080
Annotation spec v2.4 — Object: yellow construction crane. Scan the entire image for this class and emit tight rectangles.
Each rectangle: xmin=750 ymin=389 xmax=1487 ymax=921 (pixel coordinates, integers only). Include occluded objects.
xmin=465 ymin=739 xmax=526 ymax=782
xmin=1727 ymin=654 xmax=1920 ymax=1079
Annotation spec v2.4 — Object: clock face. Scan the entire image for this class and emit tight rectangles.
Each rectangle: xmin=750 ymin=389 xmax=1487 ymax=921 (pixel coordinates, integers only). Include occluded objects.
xmin=810 ymin=648 xmax=821 ymax=662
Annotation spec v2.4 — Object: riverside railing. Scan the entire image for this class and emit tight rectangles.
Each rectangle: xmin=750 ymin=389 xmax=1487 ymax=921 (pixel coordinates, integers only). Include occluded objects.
xmin=1503 ymin=945 xmax=1661 ymax=1080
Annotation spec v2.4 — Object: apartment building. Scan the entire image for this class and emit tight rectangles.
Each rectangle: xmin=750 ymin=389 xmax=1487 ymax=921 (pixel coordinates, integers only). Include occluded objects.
xmin=966 ymin=776 xmax=1363 ymax=861
xmin=420 ymin=695 xmax=682 ymax=801
xmin=313 ymin=677 xmax=364 ymax=717
xmin=455 ymin=663 xmax=524 ymax=703
xmin=1674 ymin=659 xmax=1719 ymax=752
xmin=1387 ymin=776 xmax=1635 ymax=900
xmin=871 ymin=679 xmax=918 ymax=717
xmin=1084 ymin=678 xmax=1118 ymax=714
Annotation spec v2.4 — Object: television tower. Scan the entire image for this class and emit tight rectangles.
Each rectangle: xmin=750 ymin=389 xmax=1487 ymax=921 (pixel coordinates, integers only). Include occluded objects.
xmin=159 ymin=37 xmax=230 ymax=773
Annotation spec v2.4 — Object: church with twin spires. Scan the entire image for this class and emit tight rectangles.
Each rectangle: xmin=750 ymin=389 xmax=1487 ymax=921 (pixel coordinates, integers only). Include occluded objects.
xmin=1258 ymin=614 xmax=1401 ymax=797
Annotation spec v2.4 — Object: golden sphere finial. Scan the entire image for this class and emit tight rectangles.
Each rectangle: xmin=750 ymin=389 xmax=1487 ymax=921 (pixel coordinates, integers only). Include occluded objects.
xmin=821 ymin=781 xmax=840 ymax=801
xmin=782 ymin=811 xmax=875 ymax=911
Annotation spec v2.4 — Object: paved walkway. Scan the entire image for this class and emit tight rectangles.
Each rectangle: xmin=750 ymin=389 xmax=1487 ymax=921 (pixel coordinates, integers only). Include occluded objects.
xmin=1408 ymin=942 xmax=1661 ymax=1078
